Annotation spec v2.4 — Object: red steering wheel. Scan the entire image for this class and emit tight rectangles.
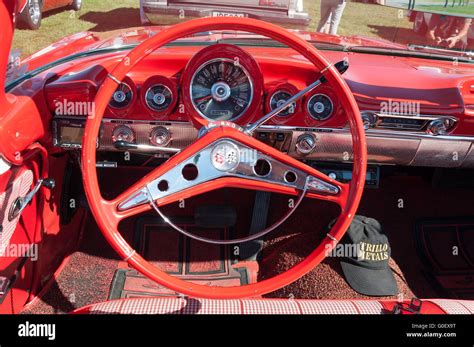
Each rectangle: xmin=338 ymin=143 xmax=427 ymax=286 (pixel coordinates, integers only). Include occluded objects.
xmin=82 ymin=17 xmax=367 ymax=299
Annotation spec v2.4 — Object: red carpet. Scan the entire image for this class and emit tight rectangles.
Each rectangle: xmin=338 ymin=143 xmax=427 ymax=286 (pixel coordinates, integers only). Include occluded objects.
xmin=22 ymin=168 xmax=474 ymax=313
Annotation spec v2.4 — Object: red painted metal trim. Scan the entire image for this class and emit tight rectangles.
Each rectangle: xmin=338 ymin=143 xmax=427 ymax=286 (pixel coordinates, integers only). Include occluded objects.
xmin=0 ymin=0 xmax=16 ymax=103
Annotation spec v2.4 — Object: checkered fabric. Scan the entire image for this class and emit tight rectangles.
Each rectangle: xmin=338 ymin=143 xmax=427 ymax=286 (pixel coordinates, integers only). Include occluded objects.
xmin=241 ymin=299 xmax=301 ymax=314
xmin=84 ymin=297 xmax=390 ymax=314
xmin=298 ymin=300 xmax=360 ymax=314
xmin=428 ymin=299 xmax=474 ymax=314
xmin=0 ymin=169 xmax=33 ymax=256
xmin=351 ymin=300 xmax=384 ymax=314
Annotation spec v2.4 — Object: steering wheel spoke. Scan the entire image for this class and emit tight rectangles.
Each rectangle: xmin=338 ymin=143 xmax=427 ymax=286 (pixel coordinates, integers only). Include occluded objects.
xmin=113 ymin=126 xmax=344 ymax=215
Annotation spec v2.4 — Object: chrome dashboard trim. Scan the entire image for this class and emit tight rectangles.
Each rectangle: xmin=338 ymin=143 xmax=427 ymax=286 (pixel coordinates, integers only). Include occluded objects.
xmin=258 ymin=125 xmax=474 ymax=168
xmin=359 ymin=110 xmax=458 ymax=132
xmin=258 ymin=125 xmax=474 ymax=142
xmin=99 ymin=119 xmax=198 ymax=152
xmin=53 ymin=117 xmax=474 ymax=168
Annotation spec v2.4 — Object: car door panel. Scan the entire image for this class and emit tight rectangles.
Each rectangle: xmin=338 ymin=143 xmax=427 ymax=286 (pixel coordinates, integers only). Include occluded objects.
xmin=0 ymin=162 xmax=40 ymax=314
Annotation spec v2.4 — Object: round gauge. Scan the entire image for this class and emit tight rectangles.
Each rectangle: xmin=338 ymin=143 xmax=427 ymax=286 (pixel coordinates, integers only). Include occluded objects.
xmin=190 ymin=58 xmax=253 ymax=121
xmin=182 ymin=44 xmax=263 ymax=128
xmin=142 ymin=76 xmax=178 ymax=119
xmin=269 ymin=90 xmax=296 ymax=117
xmin=307 ymin=94 xmax=333 ymax=121
xmin=145 ymin=84 xmax=173 ymax=112
xmin=109 ymin=82 xmax=133 ymax=109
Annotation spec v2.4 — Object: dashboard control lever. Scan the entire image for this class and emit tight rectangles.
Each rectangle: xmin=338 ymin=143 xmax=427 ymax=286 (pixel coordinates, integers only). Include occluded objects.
xmin=114 ymin=141 xmax=180 ymax=154
xmin=320 ymin=60 xmax=349 ymax=83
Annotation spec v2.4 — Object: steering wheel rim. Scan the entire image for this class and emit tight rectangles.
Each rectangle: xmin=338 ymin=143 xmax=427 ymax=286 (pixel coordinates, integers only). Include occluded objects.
xmin=82 ymin=17 xmax=367 ymax=299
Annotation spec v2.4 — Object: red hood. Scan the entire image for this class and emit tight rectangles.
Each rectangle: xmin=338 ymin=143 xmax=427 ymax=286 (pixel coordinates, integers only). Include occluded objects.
xmin=19 ymin=26 xmax=407 ymax=73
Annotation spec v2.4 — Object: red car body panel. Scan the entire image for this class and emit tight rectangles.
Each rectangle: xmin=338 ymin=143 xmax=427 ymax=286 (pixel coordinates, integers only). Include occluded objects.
xmin=17 ymin=0 xmax=73 ymax=14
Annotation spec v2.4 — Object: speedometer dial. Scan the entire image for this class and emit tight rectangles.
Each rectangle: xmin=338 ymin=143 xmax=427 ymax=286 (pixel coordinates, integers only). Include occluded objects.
xmin=190 ymin=58 xmax=253 ymax=121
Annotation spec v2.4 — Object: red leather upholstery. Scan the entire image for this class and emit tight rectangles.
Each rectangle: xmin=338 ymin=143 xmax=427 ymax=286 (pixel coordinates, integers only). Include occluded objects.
xmin=73 ymin=297 xmax=474 ymax=315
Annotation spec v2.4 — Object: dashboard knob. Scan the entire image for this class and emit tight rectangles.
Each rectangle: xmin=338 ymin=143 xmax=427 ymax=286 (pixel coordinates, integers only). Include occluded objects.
xmin=112 ymin=125 xmax=135 ymax=143
xmin=361 ymin=111 xmax=378 ymax=130
xmin=426 ymin=118 xmax=455 ymax=136
xmin=296 ymin=133 xmax=317 ymax=155
xmin=150 ymin=126 xmax=171 ymax=146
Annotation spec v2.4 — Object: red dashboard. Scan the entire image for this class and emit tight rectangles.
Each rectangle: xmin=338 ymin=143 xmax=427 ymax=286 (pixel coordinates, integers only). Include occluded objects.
xmin=36 ymin=42 xmax=474 ymax=168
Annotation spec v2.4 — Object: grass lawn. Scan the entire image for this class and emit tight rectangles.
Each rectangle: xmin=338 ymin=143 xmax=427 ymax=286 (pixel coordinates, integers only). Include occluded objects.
xmin=12 ymin=0 xmax=424 ymax=58
xmin=417 ymin=4 xmax=474 ymax=15
xmin=13 ymin=0 xmax=141 ymax=57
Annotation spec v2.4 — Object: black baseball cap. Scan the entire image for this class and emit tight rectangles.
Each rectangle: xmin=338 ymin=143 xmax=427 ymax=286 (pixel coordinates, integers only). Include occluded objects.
xmin=339 ymin=216 xmax=398 ymax=296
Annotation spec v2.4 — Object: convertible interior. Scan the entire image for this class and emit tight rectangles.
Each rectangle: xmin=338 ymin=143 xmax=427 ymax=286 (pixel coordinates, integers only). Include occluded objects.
xmin=1 ymin=0 xmax=474 ymax=315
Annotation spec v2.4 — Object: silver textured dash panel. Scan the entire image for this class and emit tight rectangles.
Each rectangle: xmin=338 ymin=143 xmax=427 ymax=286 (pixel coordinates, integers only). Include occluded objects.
xmin=99 ymin=121 xmax=198 ymax=151
xmin=288 ymin=130 xmax=421 ymax=165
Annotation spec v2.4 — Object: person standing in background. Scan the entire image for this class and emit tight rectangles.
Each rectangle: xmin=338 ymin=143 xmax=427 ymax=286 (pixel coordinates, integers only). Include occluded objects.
xmin=317 ymin=0 xmax=347 ymax=35
xmin=426 ymin=14 xmax=472 ymax=50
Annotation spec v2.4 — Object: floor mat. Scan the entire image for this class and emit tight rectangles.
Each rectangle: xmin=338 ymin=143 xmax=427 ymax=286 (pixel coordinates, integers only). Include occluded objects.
xmin=108 ymin=217 xmax=258 ymax=299
xmin=415 ymin=218 xmax=474 ymax=299
xmin=21 ymin=217 xmax=124 ymax=314
xmin=261 ymin=230 xmax=415 ymax=300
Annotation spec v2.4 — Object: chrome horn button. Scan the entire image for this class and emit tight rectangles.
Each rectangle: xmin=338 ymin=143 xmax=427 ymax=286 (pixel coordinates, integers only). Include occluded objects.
xmin=210 ymin=141 xmax=240 ymax=172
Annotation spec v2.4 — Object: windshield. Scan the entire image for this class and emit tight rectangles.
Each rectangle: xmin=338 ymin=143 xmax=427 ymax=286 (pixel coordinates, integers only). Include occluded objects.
xmin=8 ymin=0 xmax=474 ymax=82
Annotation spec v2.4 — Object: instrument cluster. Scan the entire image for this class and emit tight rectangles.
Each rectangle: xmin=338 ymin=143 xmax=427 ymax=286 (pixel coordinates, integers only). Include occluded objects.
xmin=103 ymin=43 xmax=340 ymax=128
xmin=49 ymin=43 xmax=343 ymax=153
